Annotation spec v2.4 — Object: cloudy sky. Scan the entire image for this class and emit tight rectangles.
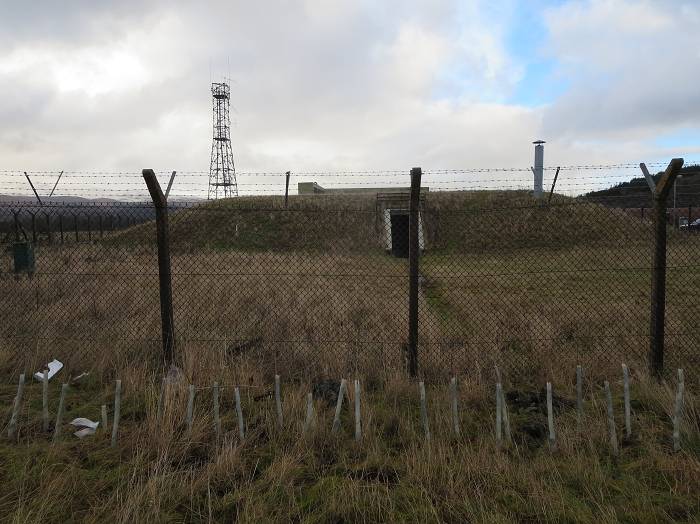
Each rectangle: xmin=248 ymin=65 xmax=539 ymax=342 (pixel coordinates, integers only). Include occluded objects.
xmin=0 ymin=0 xmax=698 ymax=197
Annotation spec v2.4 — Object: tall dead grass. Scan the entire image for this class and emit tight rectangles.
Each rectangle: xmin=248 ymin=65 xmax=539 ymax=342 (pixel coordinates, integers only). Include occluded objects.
xmin=0 ymin=368 xmax=698 ymax=522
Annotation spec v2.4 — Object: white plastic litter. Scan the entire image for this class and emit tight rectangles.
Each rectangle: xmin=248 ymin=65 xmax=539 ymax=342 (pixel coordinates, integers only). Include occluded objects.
xmin=73 ymin=427 xmax=97 ymax=439
xmin=33 ymin=359 xmax=63 ymax=382
xmin=71 ymin=372 xmax=90 ymax=383
xmin=70 ymin=418 xmax=99 ymax=439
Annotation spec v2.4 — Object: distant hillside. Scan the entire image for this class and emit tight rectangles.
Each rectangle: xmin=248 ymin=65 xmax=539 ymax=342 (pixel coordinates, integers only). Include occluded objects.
xmin=0 ymin=196 xmax=193 ymax=238
xmin=584 ymin=165 xmax=700 ymax=208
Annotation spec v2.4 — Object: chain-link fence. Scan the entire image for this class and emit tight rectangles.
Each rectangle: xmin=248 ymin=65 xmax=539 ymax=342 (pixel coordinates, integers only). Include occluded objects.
xmin=1 ymin=167 xmax=699 ymax=383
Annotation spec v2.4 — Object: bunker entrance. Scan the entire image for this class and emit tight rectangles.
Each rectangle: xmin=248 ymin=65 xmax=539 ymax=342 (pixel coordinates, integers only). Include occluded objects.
xmin=390 ymin=211 xmax=409 ymax=258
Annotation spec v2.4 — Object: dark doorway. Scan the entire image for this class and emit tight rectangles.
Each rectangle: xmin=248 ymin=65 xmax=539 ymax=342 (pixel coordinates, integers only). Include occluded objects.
xmin=390 ymin=211 xmax=409 ymax=258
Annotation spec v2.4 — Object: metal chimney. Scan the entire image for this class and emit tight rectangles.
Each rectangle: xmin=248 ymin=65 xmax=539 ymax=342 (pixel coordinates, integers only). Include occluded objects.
xmin=533 ymin=140 xmax=545 ymax=198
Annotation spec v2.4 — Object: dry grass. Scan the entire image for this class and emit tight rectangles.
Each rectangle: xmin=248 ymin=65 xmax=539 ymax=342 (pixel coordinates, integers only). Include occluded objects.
xmin=0 ymin=365 xmax=698 ymax=522
xmin=2 ymin=237 xmax=698 ymax=385
xmin=1 ymin=190 xmax=700 ymax=521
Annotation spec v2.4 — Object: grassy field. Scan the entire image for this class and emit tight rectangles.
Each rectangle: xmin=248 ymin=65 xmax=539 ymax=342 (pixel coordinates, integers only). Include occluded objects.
xmin=1 ymin=190 xmax=700 ymax=522
xmin=0 ymin=369 xmax=698 ymax=522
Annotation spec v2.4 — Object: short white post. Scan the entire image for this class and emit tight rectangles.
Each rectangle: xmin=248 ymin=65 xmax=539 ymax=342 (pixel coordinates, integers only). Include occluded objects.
xmin=495 ymin=382 xmax=503 ymax=446
xmin=111 ymin=380 xmax=121 ymax=448
xmin=546 ymin=382 xmax=556 ymax=451
xmin=7 ymin=373 xmax=26 ymax=440
xmin=213 ymin=382 xmax=221 ymax=443
xmin=332 ymin=379 xmax=347 ymax=433
xmin=52 ymin=383 xmax=68 ymax=442
xmin=501 ymin=387 xmax=511 ymax=444
xmin=576 ymin=365 xmax=583 ymax=427
xmin=354 ymin=379 xmax=361 ymax=441
xmin=101 ymin=405 xmax=108 ymax=432
xmin=604 ymin=380 xmax=618 ymax=456
xmin=673 ymin=369 xmax=684 ymax=452
xmin=622 ymin=364 xmax=631 ymax=438
xmin=419 ymin=381 xmax=430 ymax=441
xmin=234 ymin=387 xmax=244 ymax=440
xmin=42 ymin=369 xmax=50 ymax=432
xmin=303 ymin=393 xmax=315 ymax=433
xmin=156 ymin=377 xmax=166 ymax=421
xmin=186 ymin=384 xmax=195 ymax=436
xmin=275 ymin=375 xmax=283 ymax=428
xmin=450 ymin=376 xmax=460 ymax=436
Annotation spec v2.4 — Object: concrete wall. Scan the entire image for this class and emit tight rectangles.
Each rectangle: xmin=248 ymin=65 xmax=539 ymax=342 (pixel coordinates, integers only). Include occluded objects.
xmin=298 ymin=182 xmax=429 ymax=195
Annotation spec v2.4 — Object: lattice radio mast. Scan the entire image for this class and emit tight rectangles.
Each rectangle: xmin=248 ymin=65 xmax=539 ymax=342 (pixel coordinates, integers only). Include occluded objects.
xmin=208 ymin=81 xmax=238 ymax=199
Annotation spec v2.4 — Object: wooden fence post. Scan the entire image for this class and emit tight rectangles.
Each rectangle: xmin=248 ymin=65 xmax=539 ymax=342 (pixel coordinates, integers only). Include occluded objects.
xmin=407 ymin=167 xmax=422 ymax=377
xmin=645 ymin=158 xmax=684 ymax=378
xmin=142 ymin=169 xmax=176 ymax=368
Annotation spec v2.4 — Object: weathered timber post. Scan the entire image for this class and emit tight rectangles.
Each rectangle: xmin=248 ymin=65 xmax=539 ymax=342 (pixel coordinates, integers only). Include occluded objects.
xmin=284 ymin=171 xmax=291 ymax=209
xmin=645 ymin=158 xmax=684 ymax=378
xmin=143 ymin=169 xmax=176 ymax=367
xmin=407 ymin=167 xmax=422 ymax=378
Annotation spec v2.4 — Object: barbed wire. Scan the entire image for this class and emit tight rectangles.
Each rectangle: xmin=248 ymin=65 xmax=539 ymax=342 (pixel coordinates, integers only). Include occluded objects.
xmin=0 ymin=161 xmax=697 ymax=178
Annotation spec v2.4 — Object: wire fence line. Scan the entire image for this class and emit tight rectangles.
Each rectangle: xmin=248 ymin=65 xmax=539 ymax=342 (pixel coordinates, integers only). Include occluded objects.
xmin=0 ymin=163 xmax=699 ymax=384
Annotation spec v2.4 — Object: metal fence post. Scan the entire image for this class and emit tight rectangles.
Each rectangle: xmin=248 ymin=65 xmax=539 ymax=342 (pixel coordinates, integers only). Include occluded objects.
xmin=285 ymin=171 xmax=290 ymax=209
xmin=45 ymin=212 xmax=52 ymax=243
xmin=30 ymin=212 xmax=37 ymax=243
xmin=407 ymin=167 xmax=422 ymax=378
xmin=649 ymin=158 xmax=684 ymax=379
xmin=12 ymin=210 xmax=20 ymax=242
xmin=143 ymin=169 xmax=176 ymax=367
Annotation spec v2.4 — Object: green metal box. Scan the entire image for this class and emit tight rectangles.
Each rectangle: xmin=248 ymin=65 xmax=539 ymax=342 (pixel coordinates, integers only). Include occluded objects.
xmin=13 ymin=241 xmax=35 ymax=274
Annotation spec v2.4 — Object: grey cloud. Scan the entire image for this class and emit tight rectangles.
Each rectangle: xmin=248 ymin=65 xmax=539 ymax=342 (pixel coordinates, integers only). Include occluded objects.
xmin=541 ymin=0 xmax=700 ymax=140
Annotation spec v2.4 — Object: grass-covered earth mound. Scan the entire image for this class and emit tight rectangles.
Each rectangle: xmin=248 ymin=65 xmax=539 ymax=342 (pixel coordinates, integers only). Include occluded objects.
xmin=107 ymin=191 xmax=646 ymax=254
